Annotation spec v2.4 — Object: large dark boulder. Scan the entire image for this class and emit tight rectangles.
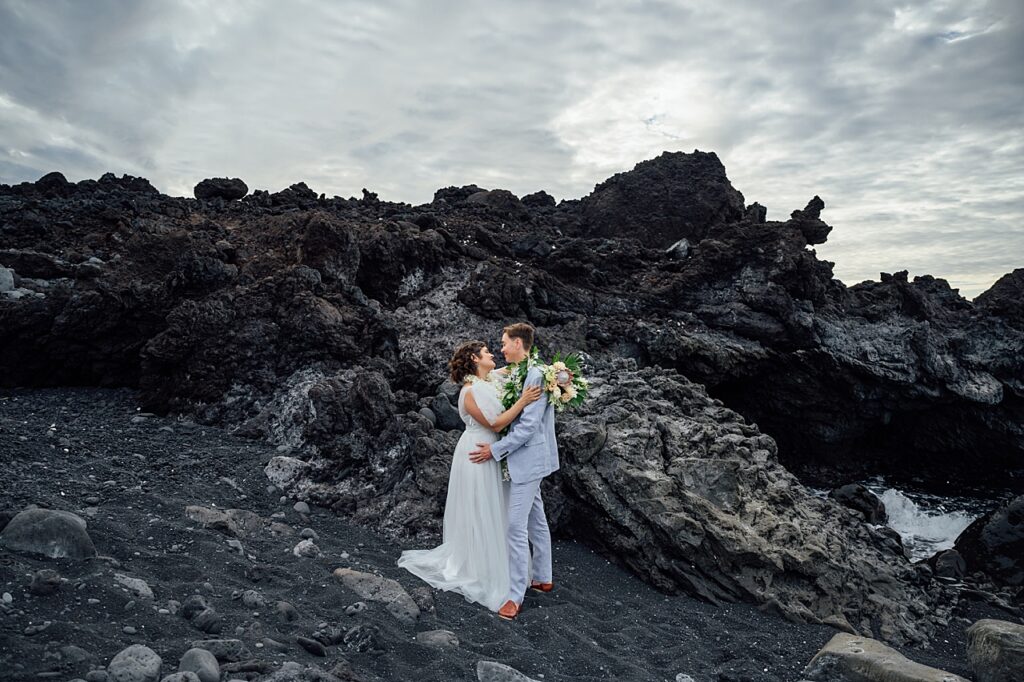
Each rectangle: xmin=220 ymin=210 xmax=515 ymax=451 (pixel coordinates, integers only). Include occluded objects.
xmin=955 ymin=495 xmax=1024 ymax=586
xmin=521 ymin=190 xmax=556 ymax=208
xmin=35 ymin=171 xmax=74 ymax=198
xmin=464 ymin=189 xmax=528 ymax=218
xmin=829 ymin=484 xmax=887 ymax=524
xmin=194 ymin=177 xmax=248 ymax=201
xmin=577 ymin=150 xmax=746 ymax=247
xmin=431 ymin=184 xmax=484 ymax=205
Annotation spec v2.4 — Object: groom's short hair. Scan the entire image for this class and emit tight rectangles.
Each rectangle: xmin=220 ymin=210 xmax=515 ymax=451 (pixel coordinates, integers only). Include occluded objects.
xmin=503 ymin=322 xmax=534 ymax=350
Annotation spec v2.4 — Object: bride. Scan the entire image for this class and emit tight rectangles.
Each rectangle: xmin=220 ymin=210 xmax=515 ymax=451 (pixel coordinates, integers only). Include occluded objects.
xmin=397 ymin=340 xmax=542 ymax=611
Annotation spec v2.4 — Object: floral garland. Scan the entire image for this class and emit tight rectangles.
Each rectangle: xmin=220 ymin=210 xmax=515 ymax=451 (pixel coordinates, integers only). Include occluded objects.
xmin=499 ymin=346 xmax=540 ymax=412
xmin=493 ymin=347 xmax=590 ymax=481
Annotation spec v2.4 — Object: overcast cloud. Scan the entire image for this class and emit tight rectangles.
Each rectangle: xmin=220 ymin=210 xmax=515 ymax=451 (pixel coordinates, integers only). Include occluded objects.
xmin=1 ymin=0 xmax=1021 ymax=298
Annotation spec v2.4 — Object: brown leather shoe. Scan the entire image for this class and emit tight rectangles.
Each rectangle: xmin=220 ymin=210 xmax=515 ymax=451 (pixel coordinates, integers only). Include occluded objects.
xmin=529 ymin=581 xmax=554 ymax=593
xmin=498 ymin=600 xmax=520 ymax=620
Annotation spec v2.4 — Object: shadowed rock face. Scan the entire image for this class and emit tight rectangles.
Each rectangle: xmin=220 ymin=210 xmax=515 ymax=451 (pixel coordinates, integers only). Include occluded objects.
xmin=955 ymin=495 xmax=1024 ymax=587
xmin=1 ymin=152 xmax=1021 ymax=646
xmin=551 ymin=362 xmax=954 ymax=645
xmin=577 ymin=150 xmax=747 ymax=247
xmin=975 ymin=268 xmax=1024 ymax=325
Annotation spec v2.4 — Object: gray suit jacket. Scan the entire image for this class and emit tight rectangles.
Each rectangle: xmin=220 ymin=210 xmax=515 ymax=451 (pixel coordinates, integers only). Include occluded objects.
xmin=492 ymin=366 xmax=560 ymax=483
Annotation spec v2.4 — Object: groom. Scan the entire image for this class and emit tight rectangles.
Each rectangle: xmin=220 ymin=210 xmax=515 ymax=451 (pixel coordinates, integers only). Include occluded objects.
xmin=469 ymin=322 xmax=559 ymax=621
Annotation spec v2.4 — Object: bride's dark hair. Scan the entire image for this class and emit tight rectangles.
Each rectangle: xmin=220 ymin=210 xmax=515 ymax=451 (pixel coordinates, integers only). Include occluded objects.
xmin=449 ymin=341 xmax=486 ymax=384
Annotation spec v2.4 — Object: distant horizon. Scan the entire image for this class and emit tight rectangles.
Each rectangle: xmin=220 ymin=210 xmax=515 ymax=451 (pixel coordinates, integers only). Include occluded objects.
xmin=2 ymin=1 xmax=1021 ymax=299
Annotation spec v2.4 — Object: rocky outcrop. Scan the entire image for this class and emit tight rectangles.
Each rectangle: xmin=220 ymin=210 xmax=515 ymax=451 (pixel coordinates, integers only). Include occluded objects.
xmin=975 ymin=268 xmax=1024 ymax=328
xmin=551 ymin=362 xmax=951 ymax=644
xmin=577 ymin=150 xmax=746 ymax=246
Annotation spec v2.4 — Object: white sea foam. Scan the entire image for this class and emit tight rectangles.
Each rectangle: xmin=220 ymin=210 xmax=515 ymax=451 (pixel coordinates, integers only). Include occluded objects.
xmin=874 ymin=487 xmax=979 ymax=561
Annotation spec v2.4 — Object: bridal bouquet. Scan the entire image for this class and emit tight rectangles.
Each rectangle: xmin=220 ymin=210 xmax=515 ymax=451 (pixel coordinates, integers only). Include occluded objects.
xmin=499 ymin=347 xmax=590 ymax=413
xmin=540 ymin=352 xmax=589 ymax=411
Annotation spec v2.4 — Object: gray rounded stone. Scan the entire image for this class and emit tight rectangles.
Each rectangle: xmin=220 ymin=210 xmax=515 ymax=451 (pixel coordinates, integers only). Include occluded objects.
xmin=178 ymin=648 xmax=219 ymax=682
xmin=0 ymin=508 xmax=96 ymax=560
xmin=967 ymin=618 xmax=1024 ymax=682
xmin=417 ymin=629 xmax=459 ymax=648
xmin=477 ymin=661 xmax=540 ymax=682
xmin=107 ymin=644 xmax=162 ymax=682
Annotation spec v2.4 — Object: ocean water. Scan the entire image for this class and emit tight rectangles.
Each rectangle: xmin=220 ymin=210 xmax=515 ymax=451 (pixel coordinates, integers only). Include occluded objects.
xmin=869 ymin=485 xmax=980 ymax=561
xmin=810 ymin=476 xmax=1007 ymax=562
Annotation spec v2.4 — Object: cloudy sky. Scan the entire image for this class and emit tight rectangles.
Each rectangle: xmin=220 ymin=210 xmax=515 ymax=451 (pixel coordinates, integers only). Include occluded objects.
xmin=1 ymin=1 xmax=1021 ymax=298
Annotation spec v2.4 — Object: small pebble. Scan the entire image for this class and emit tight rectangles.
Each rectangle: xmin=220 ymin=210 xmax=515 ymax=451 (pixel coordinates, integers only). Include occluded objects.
xmin=2 ymin=592 xmax=13 ymax=604
xmin=123 ymin=625 xmax=137 ymax=634
xmin=300 ymin=528 xmax=318 ymax=540
xmin=23 ymin=620 xmax=52 ymax=635
xmin=293 ymin=501 xmax=310 ymax=515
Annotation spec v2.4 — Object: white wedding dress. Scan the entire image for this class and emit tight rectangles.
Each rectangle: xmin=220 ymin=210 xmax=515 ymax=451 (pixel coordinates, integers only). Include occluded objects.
xmin=397 ymin=377 xmax=511 ymax=611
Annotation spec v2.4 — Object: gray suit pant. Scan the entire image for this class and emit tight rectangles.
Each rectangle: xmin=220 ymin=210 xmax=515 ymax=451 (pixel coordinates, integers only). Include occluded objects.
xmin=506 ymin=477 xmax=552 ymax=604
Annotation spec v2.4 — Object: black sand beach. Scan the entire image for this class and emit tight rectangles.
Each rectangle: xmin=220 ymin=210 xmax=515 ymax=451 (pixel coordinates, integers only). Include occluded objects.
xmin=1 ymin=387 xmax=1001 ymax=681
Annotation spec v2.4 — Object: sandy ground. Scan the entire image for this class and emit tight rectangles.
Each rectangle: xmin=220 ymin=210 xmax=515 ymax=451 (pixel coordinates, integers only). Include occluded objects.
xmin=0 ymin=387 xmax=996 ymax=681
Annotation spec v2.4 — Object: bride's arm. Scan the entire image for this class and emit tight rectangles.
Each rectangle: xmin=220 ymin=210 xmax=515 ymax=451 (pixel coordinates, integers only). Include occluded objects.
xmin=464 ymin=385 xmax=543 ymax=433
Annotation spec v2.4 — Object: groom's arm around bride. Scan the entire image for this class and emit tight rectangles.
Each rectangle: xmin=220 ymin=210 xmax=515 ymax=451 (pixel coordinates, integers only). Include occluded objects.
xmin=468 ymin=364 xmax=546 ymax=468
